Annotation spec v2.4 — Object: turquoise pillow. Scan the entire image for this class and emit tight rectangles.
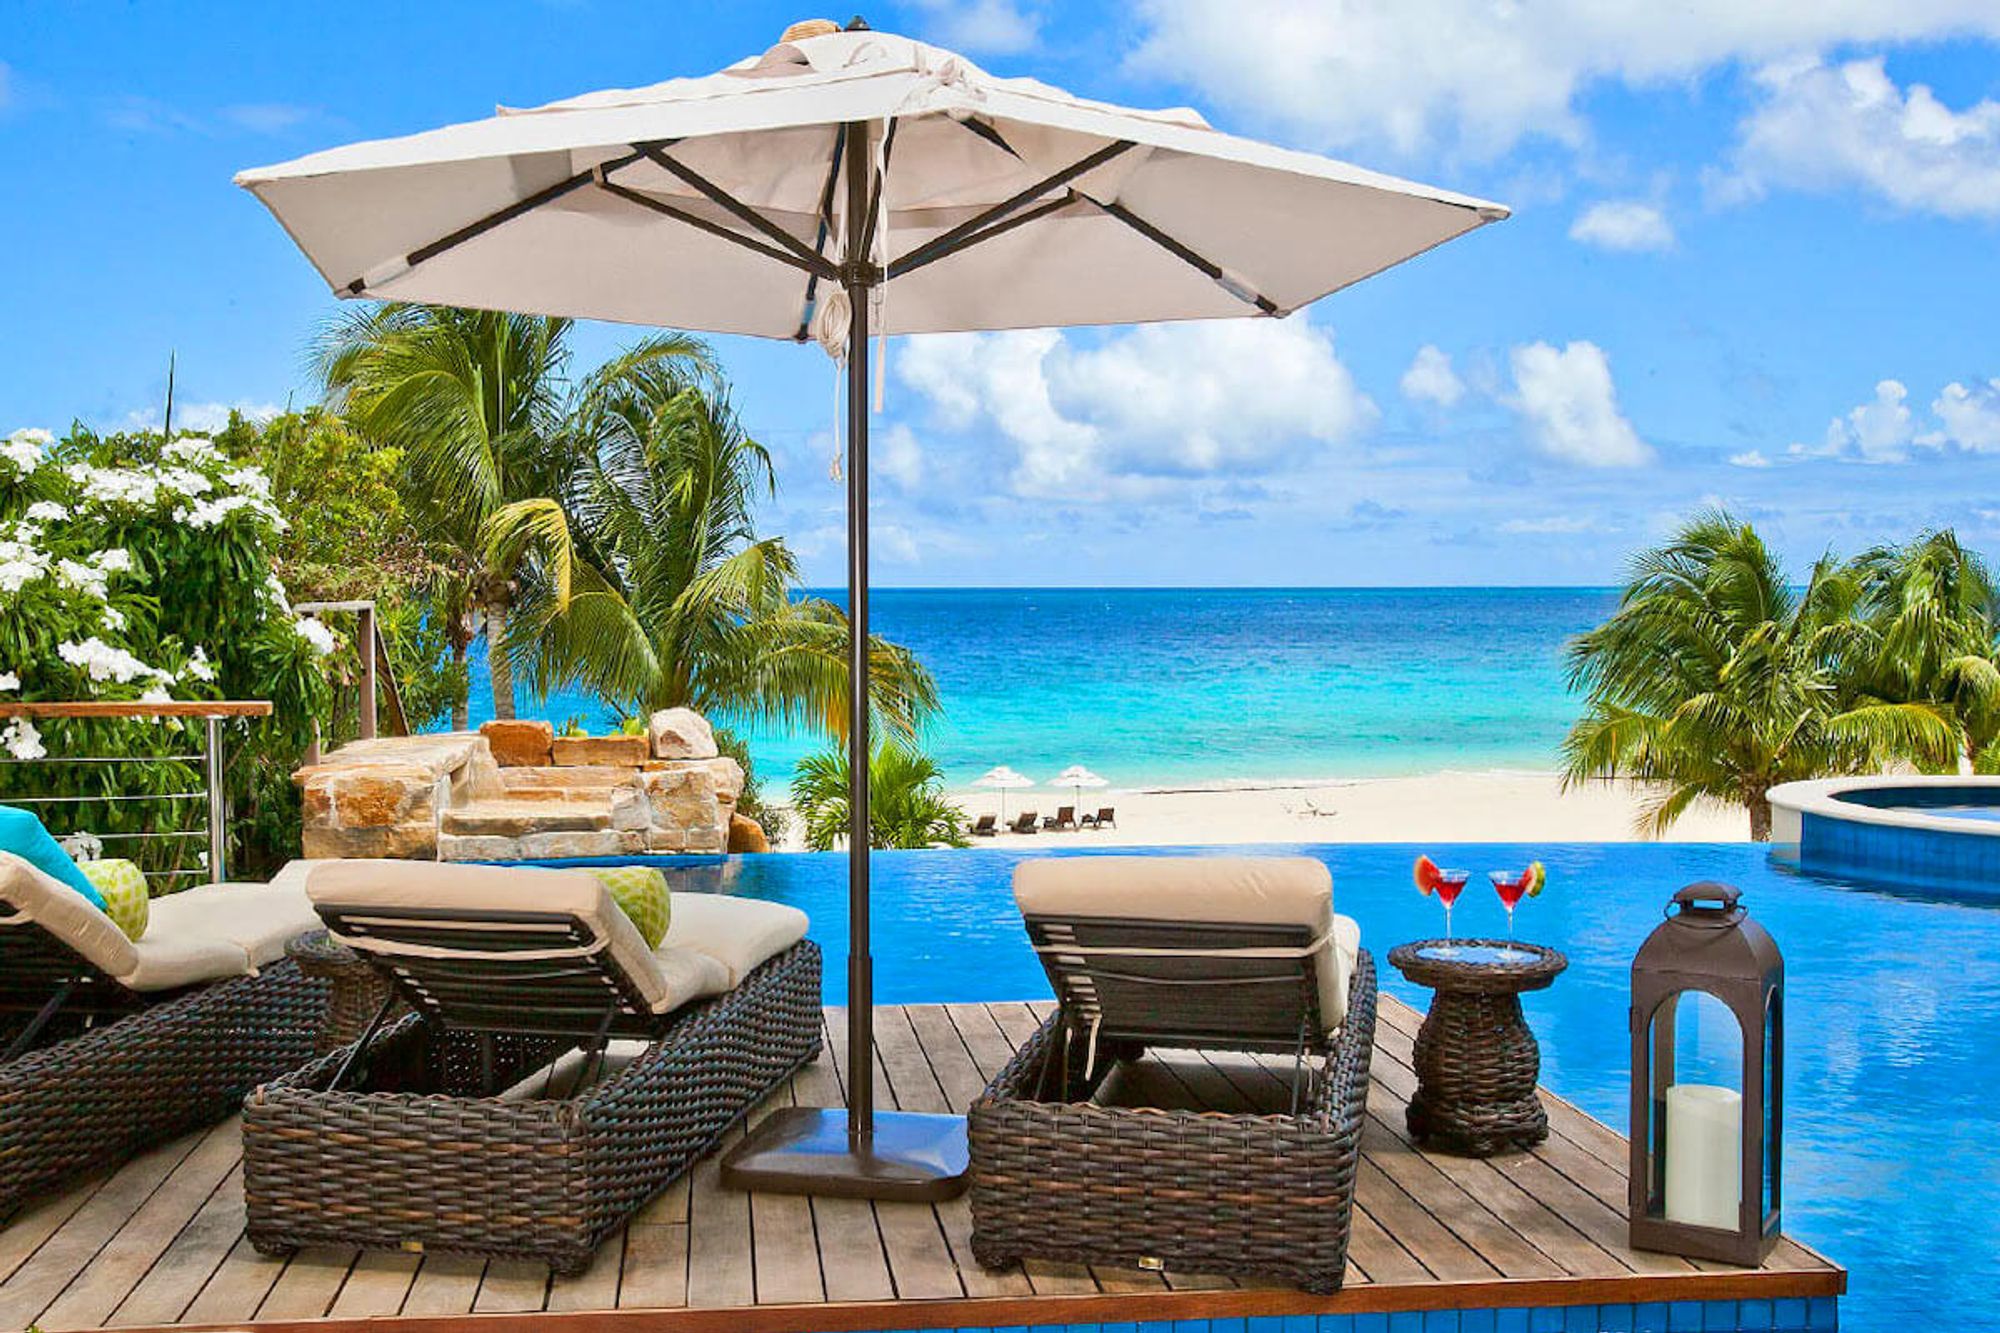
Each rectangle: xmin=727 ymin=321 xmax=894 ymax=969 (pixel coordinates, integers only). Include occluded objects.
xmin=0 ymin=805 xmax=105 ymax=911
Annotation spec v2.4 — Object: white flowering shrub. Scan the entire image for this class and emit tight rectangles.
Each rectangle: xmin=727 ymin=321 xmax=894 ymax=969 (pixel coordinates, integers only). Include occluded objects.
xmin=0 ymin=425 xmax=337 ymax=882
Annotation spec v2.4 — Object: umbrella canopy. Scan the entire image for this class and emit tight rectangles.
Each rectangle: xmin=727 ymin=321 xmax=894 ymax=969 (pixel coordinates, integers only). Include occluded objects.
xmin=972 ymin=764 xmax=1034 ymax=821
xmin=1052 ymin=764 xmax=1108 ymax=806
xmin=237 ymin=27 xmax=1505 ymax=339
xmin=237 ymin=17 xmax=1506 ymax=1201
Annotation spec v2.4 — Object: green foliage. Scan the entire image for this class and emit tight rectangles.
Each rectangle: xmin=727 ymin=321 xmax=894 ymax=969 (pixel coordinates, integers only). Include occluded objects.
xmin=790 ymin=743 xmax=968 ymax=851
xmin=1849 ymin=529 xmax=2000 ymax=769
xmin=0 ymin=424 xmax=334 ymax=883
xmin=715 ymin=726 xmax=787 ymax=844
xmin=1563 ymin=510 xmax=1966 ymax=839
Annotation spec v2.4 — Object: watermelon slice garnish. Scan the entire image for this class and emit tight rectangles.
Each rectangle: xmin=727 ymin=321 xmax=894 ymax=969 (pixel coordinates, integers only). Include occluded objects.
xmin=1413 ymin=854 xmax=1443 ymax=897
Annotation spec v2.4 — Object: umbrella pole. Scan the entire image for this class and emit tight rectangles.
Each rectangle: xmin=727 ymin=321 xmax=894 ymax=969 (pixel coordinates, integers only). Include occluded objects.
xmin=721 ymin=117 xmax=968 ymax=1203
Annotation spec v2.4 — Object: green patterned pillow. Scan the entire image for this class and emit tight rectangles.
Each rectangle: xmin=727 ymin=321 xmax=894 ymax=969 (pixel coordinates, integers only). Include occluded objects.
xmin=590 ymin=865 xmax=671 ymax=949
xmin=80 ymin=858 xmax=149 ymax=941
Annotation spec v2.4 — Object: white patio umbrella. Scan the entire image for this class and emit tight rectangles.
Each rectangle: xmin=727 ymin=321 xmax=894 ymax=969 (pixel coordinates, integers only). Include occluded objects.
xmin=972 ymin=764 xmax=1035 ymax=822
xmin=237 ymin=17 xmax=1506 ymax=1201
xmin=1051 ymin=764 xmax=1108 ymax=810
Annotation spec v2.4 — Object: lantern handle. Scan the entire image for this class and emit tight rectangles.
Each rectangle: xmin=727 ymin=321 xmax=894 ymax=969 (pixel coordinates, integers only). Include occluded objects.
xmin=1669 ymin=881 xmax=1744 ymax=922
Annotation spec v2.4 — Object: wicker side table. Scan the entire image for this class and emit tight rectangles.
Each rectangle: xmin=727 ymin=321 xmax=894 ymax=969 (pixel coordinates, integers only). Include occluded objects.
xmin=284 ymin=929 xmax=406 ymax=1055
xmin=1386 ymin=939 xmax=1566 ymax=1157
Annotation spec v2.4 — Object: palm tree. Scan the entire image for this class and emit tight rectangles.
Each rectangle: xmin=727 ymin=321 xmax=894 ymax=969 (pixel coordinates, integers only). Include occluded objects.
xmin=512 ymin=352 xmax=938 ymax=742
xmin=791 ymin=744 xmax=969 ymax=850
xmin=1563 ymin=510 xmax=1958 ymax=839
xmin=1851 ymin=530 xmax=2000 ymax=772
xmin=316 ymin=306 xmax=708 ymax=723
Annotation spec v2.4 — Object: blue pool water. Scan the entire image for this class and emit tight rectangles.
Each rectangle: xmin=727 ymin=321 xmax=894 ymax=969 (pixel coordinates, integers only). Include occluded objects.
xmin=630 ymin=841 xmax=1999 ymax=1333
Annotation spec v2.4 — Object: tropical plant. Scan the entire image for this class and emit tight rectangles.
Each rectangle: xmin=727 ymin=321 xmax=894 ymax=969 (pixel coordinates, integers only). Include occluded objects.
xmin=1562 ymin=510 xmax=1958 ymax=839
xmin=316 ymin=306 xmax=711 ymax=724
xmin=511 ymin=352 xmax=938 ymax=743
xmin=791 ymin=743 xmax=968 ymax=850
xmin=1850 ymin=530 xmax=2000 ymax=772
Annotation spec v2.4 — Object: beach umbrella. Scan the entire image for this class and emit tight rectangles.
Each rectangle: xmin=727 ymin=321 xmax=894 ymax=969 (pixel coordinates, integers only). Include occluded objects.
xmin=236 ymin=17 xmax=1506 ymax=1201
xmin=1051 ymin=764 xmax=1108 ymax=808
xmin=972 ymin=764 xmax=1035 ymax=821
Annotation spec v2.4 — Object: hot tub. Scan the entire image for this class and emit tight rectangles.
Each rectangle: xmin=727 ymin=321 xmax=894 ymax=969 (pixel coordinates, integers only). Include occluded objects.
xmin=1769 ymin=775 xmax=2000 ymax=897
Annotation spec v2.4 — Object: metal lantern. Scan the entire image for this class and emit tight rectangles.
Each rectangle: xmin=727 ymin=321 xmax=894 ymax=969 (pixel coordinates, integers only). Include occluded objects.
xmin=1629 ymin=882 xmax=1783 ymax=1265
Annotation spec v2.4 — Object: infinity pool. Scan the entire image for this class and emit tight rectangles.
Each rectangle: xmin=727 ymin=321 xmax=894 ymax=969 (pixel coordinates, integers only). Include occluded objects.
xmin=606 ymin=841 xmax=1995 ymax=1333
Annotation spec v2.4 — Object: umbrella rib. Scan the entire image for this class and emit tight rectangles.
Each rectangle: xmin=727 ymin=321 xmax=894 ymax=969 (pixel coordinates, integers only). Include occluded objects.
xmin=1080 ymin=194 xmax=1279 ymax=315
xmin=638 ymin=144 xmax=836 ymax=277
xmin=596 ymin=176 xmax=828 ymax=277
xmin=953 ymin=114 xmax=1021 ymax=160
xmin=345 ymin=144 xmax=657 ymax=294
xmin=889 ymin=138 xmax=1137 ymax=279
xmin=888 ymin=190 xmax=1080 ymax=278
xmin=793 ymin=127 xmax=849 ymax=342
xmin=858 ymin=117 xmax=900 ymax=261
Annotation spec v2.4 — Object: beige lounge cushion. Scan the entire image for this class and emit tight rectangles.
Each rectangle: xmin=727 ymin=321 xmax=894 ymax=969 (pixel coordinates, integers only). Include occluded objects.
xmin=147 ymin=879 xmax=320 ymax=970
xmin=307 ymin=859 xmax=680 ymax=1014
xmin=1013 ymin=855 xmax=1359 ymax=1029
xmin=661 ymin=893 xmax=810 ymax=988
xmin=0 ymin=850 xmax=140 ymax=983
xmin=124 ymin=931 xmax=258 ymax=993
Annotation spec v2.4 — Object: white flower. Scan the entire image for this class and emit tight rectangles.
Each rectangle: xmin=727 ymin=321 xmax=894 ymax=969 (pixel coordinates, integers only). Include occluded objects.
xmin=177 ymin=494 xmax=271 ymax=529
xmin=0 ymin=536 xmax=49 ymax=595
xmin=69 ymin=465 xmax=160 ymax=508
xmin=23 ymin=501 xmax=68 ymax=523
xmin=2 ymin=717 xmax=45 ymax=761
xmin=163 ymin=435 xmax=221 ymax=464
xmin=57 ymin=637 xmax=174 ymax=686
xmin=55 ymin=559 xmax=109 ymax=600
xmin=90 ymin=548 xmax=133 ymax=573
xmin=1 ymin=429 xmax=50 ymax=475
xmin=0 ymin=672 xmax=18 ymax=691
xmin=101 ymin=606 xmax=125 ymax=631
xmin=157 ymin=466 xmax=213 ymax=498
xmin=138 ymin=685 xmax=174 ymax=704
xmin=222 ymin=466 xmax=272 ymax=499
xmin=294 ymin=617 xmax=338 ymax=656
xmin=263 ymin=572 xmax=292 ymax=614
xmin=56 ymin=831 xmax=102 ymax=862
xmin=185 ymin=646 xmax=217 ymax=683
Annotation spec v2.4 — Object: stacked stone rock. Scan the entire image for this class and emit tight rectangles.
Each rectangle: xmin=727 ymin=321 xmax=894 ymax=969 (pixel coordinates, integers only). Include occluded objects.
xmin=295 ymin=708 xmax=769 ymax=862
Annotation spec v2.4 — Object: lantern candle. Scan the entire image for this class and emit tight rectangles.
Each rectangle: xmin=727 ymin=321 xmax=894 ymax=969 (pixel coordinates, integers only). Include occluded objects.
xmin=1664 ymin=1083 xmax=1741 ymax=1230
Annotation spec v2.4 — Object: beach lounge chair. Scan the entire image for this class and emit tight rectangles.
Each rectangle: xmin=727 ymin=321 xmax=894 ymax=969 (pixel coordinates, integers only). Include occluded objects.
xmin=968 ymin=813 xmax=998 ymax=837
xmin=967 ymin=856 xmax=1376 ymax=1293
xmin=0 ymin=852 xmax=325 ymax=1218
xmin=243 ymin=860 xmax=821 ymax=1274
xmin=1008 ymin=811 xmax=1039 ymax=834
xmin=1042 ymin=805 xmax=1078 ymax=831
xmin=1078 ymin=805 xmax=1116 ymax=829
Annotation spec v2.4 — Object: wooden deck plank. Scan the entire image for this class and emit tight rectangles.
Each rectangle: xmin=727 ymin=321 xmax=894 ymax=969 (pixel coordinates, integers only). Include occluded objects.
xmin=10 ymin=999 xmax=1840 ymax=1333
xmin=0 ymin=1130 xmax=205 ymax=1330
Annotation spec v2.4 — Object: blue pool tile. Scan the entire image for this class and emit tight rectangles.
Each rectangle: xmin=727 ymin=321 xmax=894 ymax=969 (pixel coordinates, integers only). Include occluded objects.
xmin=1460 ymin=1309 xmax=1497 ymax=1333
xmin=1772 ymin=1301 xmax=1808 ymax=1332
xmin=1635 ymin=1303 xmax=1671 ymax=1333
xmin=1566 ymin=1304 xmax=1600 ymax=1333
xmin=1703 ymin=1302 xmax=1741 ymax=1330
xmin=1424 ymin=1311 xmax=1461 ymax=1333
xmin=1601 ymin=1306 xmax=1635 ymax=1332
xmin=1494 ymin=1310 xmax=1531 ymax=1333
xmin=1669 ymin=1301 xmax=1705 ymax=1332
xmin=1389 ymin=1313 xmax=1424 ymax=1333
xmin=1175 ymin=1322 xmax=1212 ymax=1333
xmin=1249 ymin=1319 xmax=1285 ymax=1333
xmin=1312 ymin=1318 xmax=1353 ymax=1333
xmin=1737 ymin=1301 xmax=1774 ymax=1331
xmin=1355 ymin=1315 xmax=1389 ymax=1333
xmin=1212 ymin=1322 xmax=1248 ymax=1333
xmin=1807 ymin=1297 xmax=1838 ymax=1331
xmin=1530 ymin=1308 xmax=1564 ymax=1333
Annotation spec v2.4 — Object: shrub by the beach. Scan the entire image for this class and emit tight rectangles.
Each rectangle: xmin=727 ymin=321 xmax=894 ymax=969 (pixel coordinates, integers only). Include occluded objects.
xmin=0 ymin=425 xmax=334 ymax=881
xmin=791 ymin=743 xmax=968 ymax=850
xmin=1563 ymin=509 xmax=1965 ymax=839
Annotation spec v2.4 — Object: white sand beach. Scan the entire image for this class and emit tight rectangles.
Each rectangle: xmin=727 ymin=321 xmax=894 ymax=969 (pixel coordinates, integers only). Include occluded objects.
xmin=773 ymin=770 xmax=1749 ymax=849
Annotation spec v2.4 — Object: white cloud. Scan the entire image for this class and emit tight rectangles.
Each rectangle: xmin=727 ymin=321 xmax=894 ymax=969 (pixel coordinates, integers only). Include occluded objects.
xmin=879 ymin=422 xmax=927 ymax=490
xmin=1934 ymin=379 xmax=2000 ymax=452
xmin=1505 ymin=341 xmax=1652 ymax=469
xmin=1399 ymin=344 xmax=1464 ymax=408
xmin=903 ymin=0 xmax=1040 ymax=55
xmin=1569 ymin=201 xmax=1676 ymax=252
xmin=1723 ymin=57 xmax=2000 ymax=218
xmin=117 ymin=400 xmax=283 ymax=435
xmin=897 ymin=318 xmax=1375 ymax=496
xmin=1797 ymin=379 xmax=1917 ymax=463
xmin=1499 ymin=515 xmax=1602 ymax=535
xmin=1729 ymin=449 xmax=1774 ymax=468
xmin=218 ymin=102 xmax=314 ymax=135
xmin=1125 ymin=1 xmax=2000 ymax=158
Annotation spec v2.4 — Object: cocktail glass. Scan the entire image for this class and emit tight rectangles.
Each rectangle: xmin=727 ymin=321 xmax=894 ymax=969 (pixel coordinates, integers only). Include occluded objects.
xmin=1490 ymin=869 xmax=1529 ymax=942
xmin=1435 ymin=868 xmax=1470 ymax=951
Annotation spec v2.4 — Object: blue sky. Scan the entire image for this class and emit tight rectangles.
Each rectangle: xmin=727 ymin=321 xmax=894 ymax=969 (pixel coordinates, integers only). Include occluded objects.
xmin=3 ymin=1 xmax=1998 ymax=586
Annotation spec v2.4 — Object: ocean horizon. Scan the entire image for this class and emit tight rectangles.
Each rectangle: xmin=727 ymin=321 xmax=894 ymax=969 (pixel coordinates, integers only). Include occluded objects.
xmin=465 ymin=586 xmax=1618 ymax=792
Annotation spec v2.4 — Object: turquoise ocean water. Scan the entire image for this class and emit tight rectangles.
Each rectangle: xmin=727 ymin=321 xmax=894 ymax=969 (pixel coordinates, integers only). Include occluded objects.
xmin=466 ymin=587 xmax=1616 ymax=789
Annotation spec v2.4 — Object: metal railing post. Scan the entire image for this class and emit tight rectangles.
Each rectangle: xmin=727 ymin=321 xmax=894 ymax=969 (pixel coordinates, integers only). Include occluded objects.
xmin=357 ymin=603 xmax=378 ymax=741
xmin=205 ymin=715 xmax=227 ymax=884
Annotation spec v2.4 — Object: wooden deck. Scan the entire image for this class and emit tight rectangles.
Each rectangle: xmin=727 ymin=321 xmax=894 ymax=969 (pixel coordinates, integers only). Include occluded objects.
xmin=0 ymin=997 xmax=1842 ymax=1332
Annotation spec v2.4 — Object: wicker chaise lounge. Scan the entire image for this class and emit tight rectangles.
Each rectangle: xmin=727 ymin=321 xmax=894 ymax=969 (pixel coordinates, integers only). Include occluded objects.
xmin=967 ymin=855 xmax=1377 ymax=1293
xmin=0 ymin=853 xmax=327 ymax=1219
xmin=243 ymin=860 xmax=821 ymax=1275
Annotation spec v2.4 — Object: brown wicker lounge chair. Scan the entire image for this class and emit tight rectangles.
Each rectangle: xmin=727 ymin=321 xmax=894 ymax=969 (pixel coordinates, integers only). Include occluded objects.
xmin=1008 ymin=811 xmax=1039 ymax=834
xmin=243 ymin=861 xmax=821 ymax=1275
xmin=0 ymin=854 xmax=326 ymax=1220
xmin=1042 ymin=805 xmax=1078 ymax=831
xmin=968 ymin=813 xmax=999 ymax=837
xmin=1078 ymin=806 xmax=1116 ymax=829
xmin=968 ymin=856 xmax=1375 ymax=1294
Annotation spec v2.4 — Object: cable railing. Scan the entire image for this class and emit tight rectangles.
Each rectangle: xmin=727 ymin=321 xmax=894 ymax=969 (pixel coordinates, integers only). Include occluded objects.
xmin=0 ymin=701 xmax=273 ymax=884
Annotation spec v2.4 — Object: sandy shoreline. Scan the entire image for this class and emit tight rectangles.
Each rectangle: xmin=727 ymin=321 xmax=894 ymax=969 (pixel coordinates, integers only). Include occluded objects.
xmin=771 ymin=769 xmax=1748 ymax=848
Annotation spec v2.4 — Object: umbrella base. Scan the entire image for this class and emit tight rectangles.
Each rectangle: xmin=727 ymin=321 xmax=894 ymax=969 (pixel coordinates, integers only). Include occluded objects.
xmin=719 ymin=1107 xmax=969 ymax=1201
